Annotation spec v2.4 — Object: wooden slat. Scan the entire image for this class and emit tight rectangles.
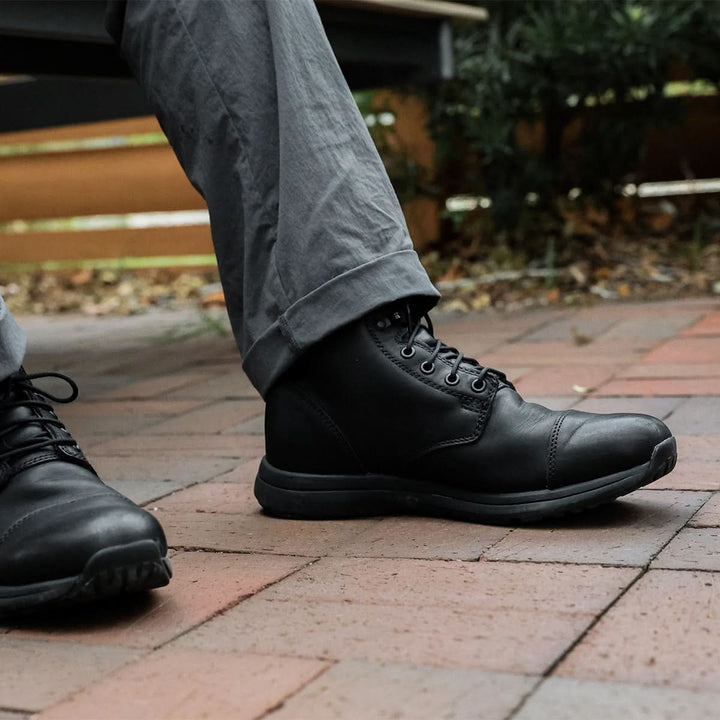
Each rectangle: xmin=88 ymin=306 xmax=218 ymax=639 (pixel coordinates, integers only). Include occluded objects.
xmin=319 ymin=0 xmax=488 ymax=21
xmin=0 ymin=225 xmax=214 ymax=264
xmin=0 ymin=115 xmax=163 ymax=147
xmin=0 ymin=143 xmax=204 ymax=222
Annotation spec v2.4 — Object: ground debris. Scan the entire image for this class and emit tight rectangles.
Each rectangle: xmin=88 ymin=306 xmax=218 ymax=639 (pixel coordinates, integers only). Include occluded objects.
xmin=0 ymin=268 xmax=219 ymax=316
xmin=2 ymin=227 xmax=720 ymax=317
xmin=424 ymin=232 xmax=720 ymax=314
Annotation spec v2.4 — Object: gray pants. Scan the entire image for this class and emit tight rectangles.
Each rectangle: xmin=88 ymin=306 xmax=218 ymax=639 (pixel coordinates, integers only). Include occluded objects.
xmin=1 ymin=0 xmax=438 ymax=395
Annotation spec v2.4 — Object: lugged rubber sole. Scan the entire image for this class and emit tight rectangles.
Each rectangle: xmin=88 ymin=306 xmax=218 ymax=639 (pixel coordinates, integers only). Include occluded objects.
xmin=0 ymin=539 xmax=172 ymax=618
xmin=255 ymin=436 xmax=678 ymax=524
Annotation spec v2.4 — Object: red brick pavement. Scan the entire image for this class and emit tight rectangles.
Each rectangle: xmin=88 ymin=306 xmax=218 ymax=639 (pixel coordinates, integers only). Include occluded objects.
xmin=3 ymin=299 xmax=720 ymax=719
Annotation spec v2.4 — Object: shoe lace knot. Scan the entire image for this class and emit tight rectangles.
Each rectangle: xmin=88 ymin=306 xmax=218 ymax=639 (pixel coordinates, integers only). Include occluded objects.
xmin=0 ymin=371 xmax=80 ymax=463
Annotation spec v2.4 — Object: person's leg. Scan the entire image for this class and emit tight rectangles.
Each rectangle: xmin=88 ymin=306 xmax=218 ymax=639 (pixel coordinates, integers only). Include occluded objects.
xmin=106 ymin=0 xmax=438 ymax=396
xmin=108 ymin=0 xmax=677 ymax=524
xmin=0 ymin=296 xmax=26 ymax=381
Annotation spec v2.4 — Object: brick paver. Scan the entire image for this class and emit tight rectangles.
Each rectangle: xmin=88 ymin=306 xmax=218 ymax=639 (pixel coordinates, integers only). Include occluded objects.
xmin=649 ymin=436 xmax=720 ymax=490
xmin=598 ymin=376 xmax=720 ymax=396
xmin=176 ymin=558 xmax=638 ymax=674
xmin=515 ymin=678 xmax=720 ymax=720
xmin=3 ymin=299 xmax=719 ymax=719
xmin=514 ymin=365 xmax=622 ymax=396
xmin=0 ymin=638 xmax=140 ymax=712
xmin=36 ymin=650 xmax=328 ymax=720
xmin=641 ymin=336 xmax=720 ymax=364
xmin=690 ymin=493 xmax=720 ymax=526
xmin=330 ymin=516 xmax=511 ymax=560
xmin=60 ymin=399 xmax=205 ymax=439
xmin=9 ymin=552 xmax=310 ymax=649
xmin=682 ymin=310 xmax=720 ymax=336
xmin=270 ymin=660 xmax=536 ymax=720
xmin=660 ymin=397 xmax=720 ymax=434
xmin=556 ymin=570 xmax=720 ymax=691
xmin=88 ymin=432 xmax=266 ymax=457
xmin=484 ymin=490 xmax=708 ymax=566
xmin=144 ymin=399 xmax=265 ymax=435
xmin=618 ymin=362 xmax=720 ymax=378
xmin=651 ymin=528 xmax=720 ymax=571
xmin=90 ymin=454 xmax=239 ymax=504
xmin=572 ymin=395 xmax=683 ymax=418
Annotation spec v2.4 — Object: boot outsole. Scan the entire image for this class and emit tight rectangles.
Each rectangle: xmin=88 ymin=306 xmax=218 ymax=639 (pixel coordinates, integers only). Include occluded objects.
xmin=0 ymin=539 xmax=172 ymax=618
xmin=255 ymin=436 xmax=677 ymax=525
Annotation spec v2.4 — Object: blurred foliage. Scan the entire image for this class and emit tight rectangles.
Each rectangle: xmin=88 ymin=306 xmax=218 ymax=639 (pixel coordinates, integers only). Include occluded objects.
xmin=428 ymin=0 xmax=720 ymax=251
xmin=355 ymin=90 xmax=435 ymax=202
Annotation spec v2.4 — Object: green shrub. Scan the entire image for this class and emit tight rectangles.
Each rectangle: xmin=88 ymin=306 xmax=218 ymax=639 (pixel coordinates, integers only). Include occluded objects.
xmin=428 ymin=0 xmax=720 ymax=246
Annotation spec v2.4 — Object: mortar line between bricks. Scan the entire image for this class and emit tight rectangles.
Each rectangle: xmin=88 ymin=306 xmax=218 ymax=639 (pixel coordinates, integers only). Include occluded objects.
xmin=660 ymin=395 xmax=692 ymax=425
xmin=18 ymin=557 xmax=322 ymax=671
xmin=482 ymin=326 xmax=542 ymax=355
xmin=29 ymin=647 xmax=157 ymax=718
xmin=165 ymin=548 xmax=680 ymax=567
xmin=508 ymin=490 xmax=718 ymax=718
xmin=81 ymin=396 xmax=220 ymax=412
xmin=18 ymin=562 xmax=323 ymax=712
xmin=81 ymin=395 xmax=260 ymax=437
xmin=507 ymin=313 xmax=567 ymax=344
xmin=0 ymin=707 xmax=30 ymax=717
xmin=137 ymin=396 xmax=261 ymax=432
xmin=168 ymin=545 xmax=325 ymax=557
xmin=642 ymin=491 xmax=716 ymax=568
xmin=136 ymin=454 xmax=261 ymax=507
xmin=476 ymin=486 xmax=710 ymax=566
xmin=479 ymin=557 xmax=657 ymax=568
xmin=640 ymin=487 xmax=717 ymax=492
xmin=471 ymin=527 xmax=516 ymax=560
xmin=503 ymin=676 xmax=546 ymax=720
xmin=590 ymin=316 xmax=706 ymax=395
xmin=149 ymin=557 xmax=321 ymax=651
xmin=649 ymin=566 xmax=720 ymax=575
xmin=507 ymin=566 xmax=648 ymax=720
xmin=259 ymin=661 xmax=338 ymax=720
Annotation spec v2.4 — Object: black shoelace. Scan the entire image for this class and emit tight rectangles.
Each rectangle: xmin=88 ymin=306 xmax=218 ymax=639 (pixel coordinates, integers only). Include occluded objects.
xmin=0 ymin=371 xmax=79 ymax=462
xmin=401 ymin=305 xmax=509 ymax=392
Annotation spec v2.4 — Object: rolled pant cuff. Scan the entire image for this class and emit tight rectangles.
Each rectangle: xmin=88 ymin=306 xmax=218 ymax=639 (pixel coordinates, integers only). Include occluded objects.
xmin=243 ymin=249 xmax=439 ymax=396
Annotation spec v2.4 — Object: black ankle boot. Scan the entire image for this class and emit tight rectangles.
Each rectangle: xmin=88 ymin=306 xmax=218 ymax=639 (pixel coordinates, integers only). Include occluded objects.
xmin=0 ymin=369 xmax=171 ymax=616
xmin=256 ymin=302 xmax=677 ymax=524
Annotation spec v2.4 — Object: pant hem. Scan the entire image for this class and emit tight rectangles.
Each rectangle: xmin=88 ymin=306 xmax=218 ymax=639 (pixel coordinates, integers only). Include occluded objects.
xmin=243 ymin=249 xmax=438 ymax=396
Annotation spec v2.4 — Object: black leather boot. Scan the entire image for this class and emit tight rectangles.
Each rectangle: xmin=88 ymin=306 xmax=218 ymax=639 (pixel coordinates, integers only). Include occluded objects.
xmin=0 ymin=370 xmax=171 ymax=616
xmin=256 ymin=302 xmax=677 ymax=523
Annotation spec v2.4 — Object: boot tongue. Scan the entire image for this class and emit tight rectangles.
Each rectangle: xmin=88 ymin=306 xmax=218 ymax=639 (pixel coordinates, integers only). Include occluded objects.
xmin=383 ymin=303 xmax=415 ymax=329
xmin=372 ymin=303 xmax=436 ymax=345
xmin=375 ymin=300 xmax=426 ymax=330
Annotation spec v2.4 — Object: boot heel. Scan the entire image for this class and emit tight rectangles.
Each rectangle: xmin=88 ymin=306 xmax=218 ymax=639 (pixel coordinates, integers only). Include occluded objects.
xmin=254 ymin=458 xmax=397 ymax=519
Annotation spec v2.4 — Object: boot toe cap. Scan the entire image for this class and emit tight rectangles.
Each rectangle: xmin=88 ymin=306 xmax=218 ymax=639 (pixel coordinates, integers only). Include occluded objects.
xmin=551 ymin=411 xmax=672 ymax=488
xmin=0 ymin=494 xmax=167 ymax=586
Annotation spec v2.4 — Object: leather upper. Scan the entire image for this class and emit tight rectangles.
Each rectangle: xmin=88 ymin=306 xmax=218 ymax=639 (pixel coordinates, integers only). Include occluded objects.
xmin=265 ymin=305 xmax=671 ymax=493
xmin=0 ymin=372 xmax=167 ymax=586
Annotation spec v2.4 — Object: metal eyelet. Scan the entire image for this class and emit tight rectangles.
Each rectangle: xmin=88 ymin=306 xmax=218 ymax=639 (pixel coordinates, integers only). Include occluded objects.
xmin=400 ymin=346 xmax=416 ymax=358
xmin=471 ymin=378 xmax=487 ymax=393
xmin=420 ymin=361 xmax=435 ymax=375
xmin=444 ymin=373 xmax=460 ymax=386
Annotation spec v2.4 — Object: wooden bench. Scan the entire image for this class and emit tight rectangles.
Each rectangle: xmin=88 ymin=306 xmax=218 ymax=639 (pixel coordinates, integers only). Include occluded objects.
xmin=0 ymin=0 xmax=486 ymax=267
